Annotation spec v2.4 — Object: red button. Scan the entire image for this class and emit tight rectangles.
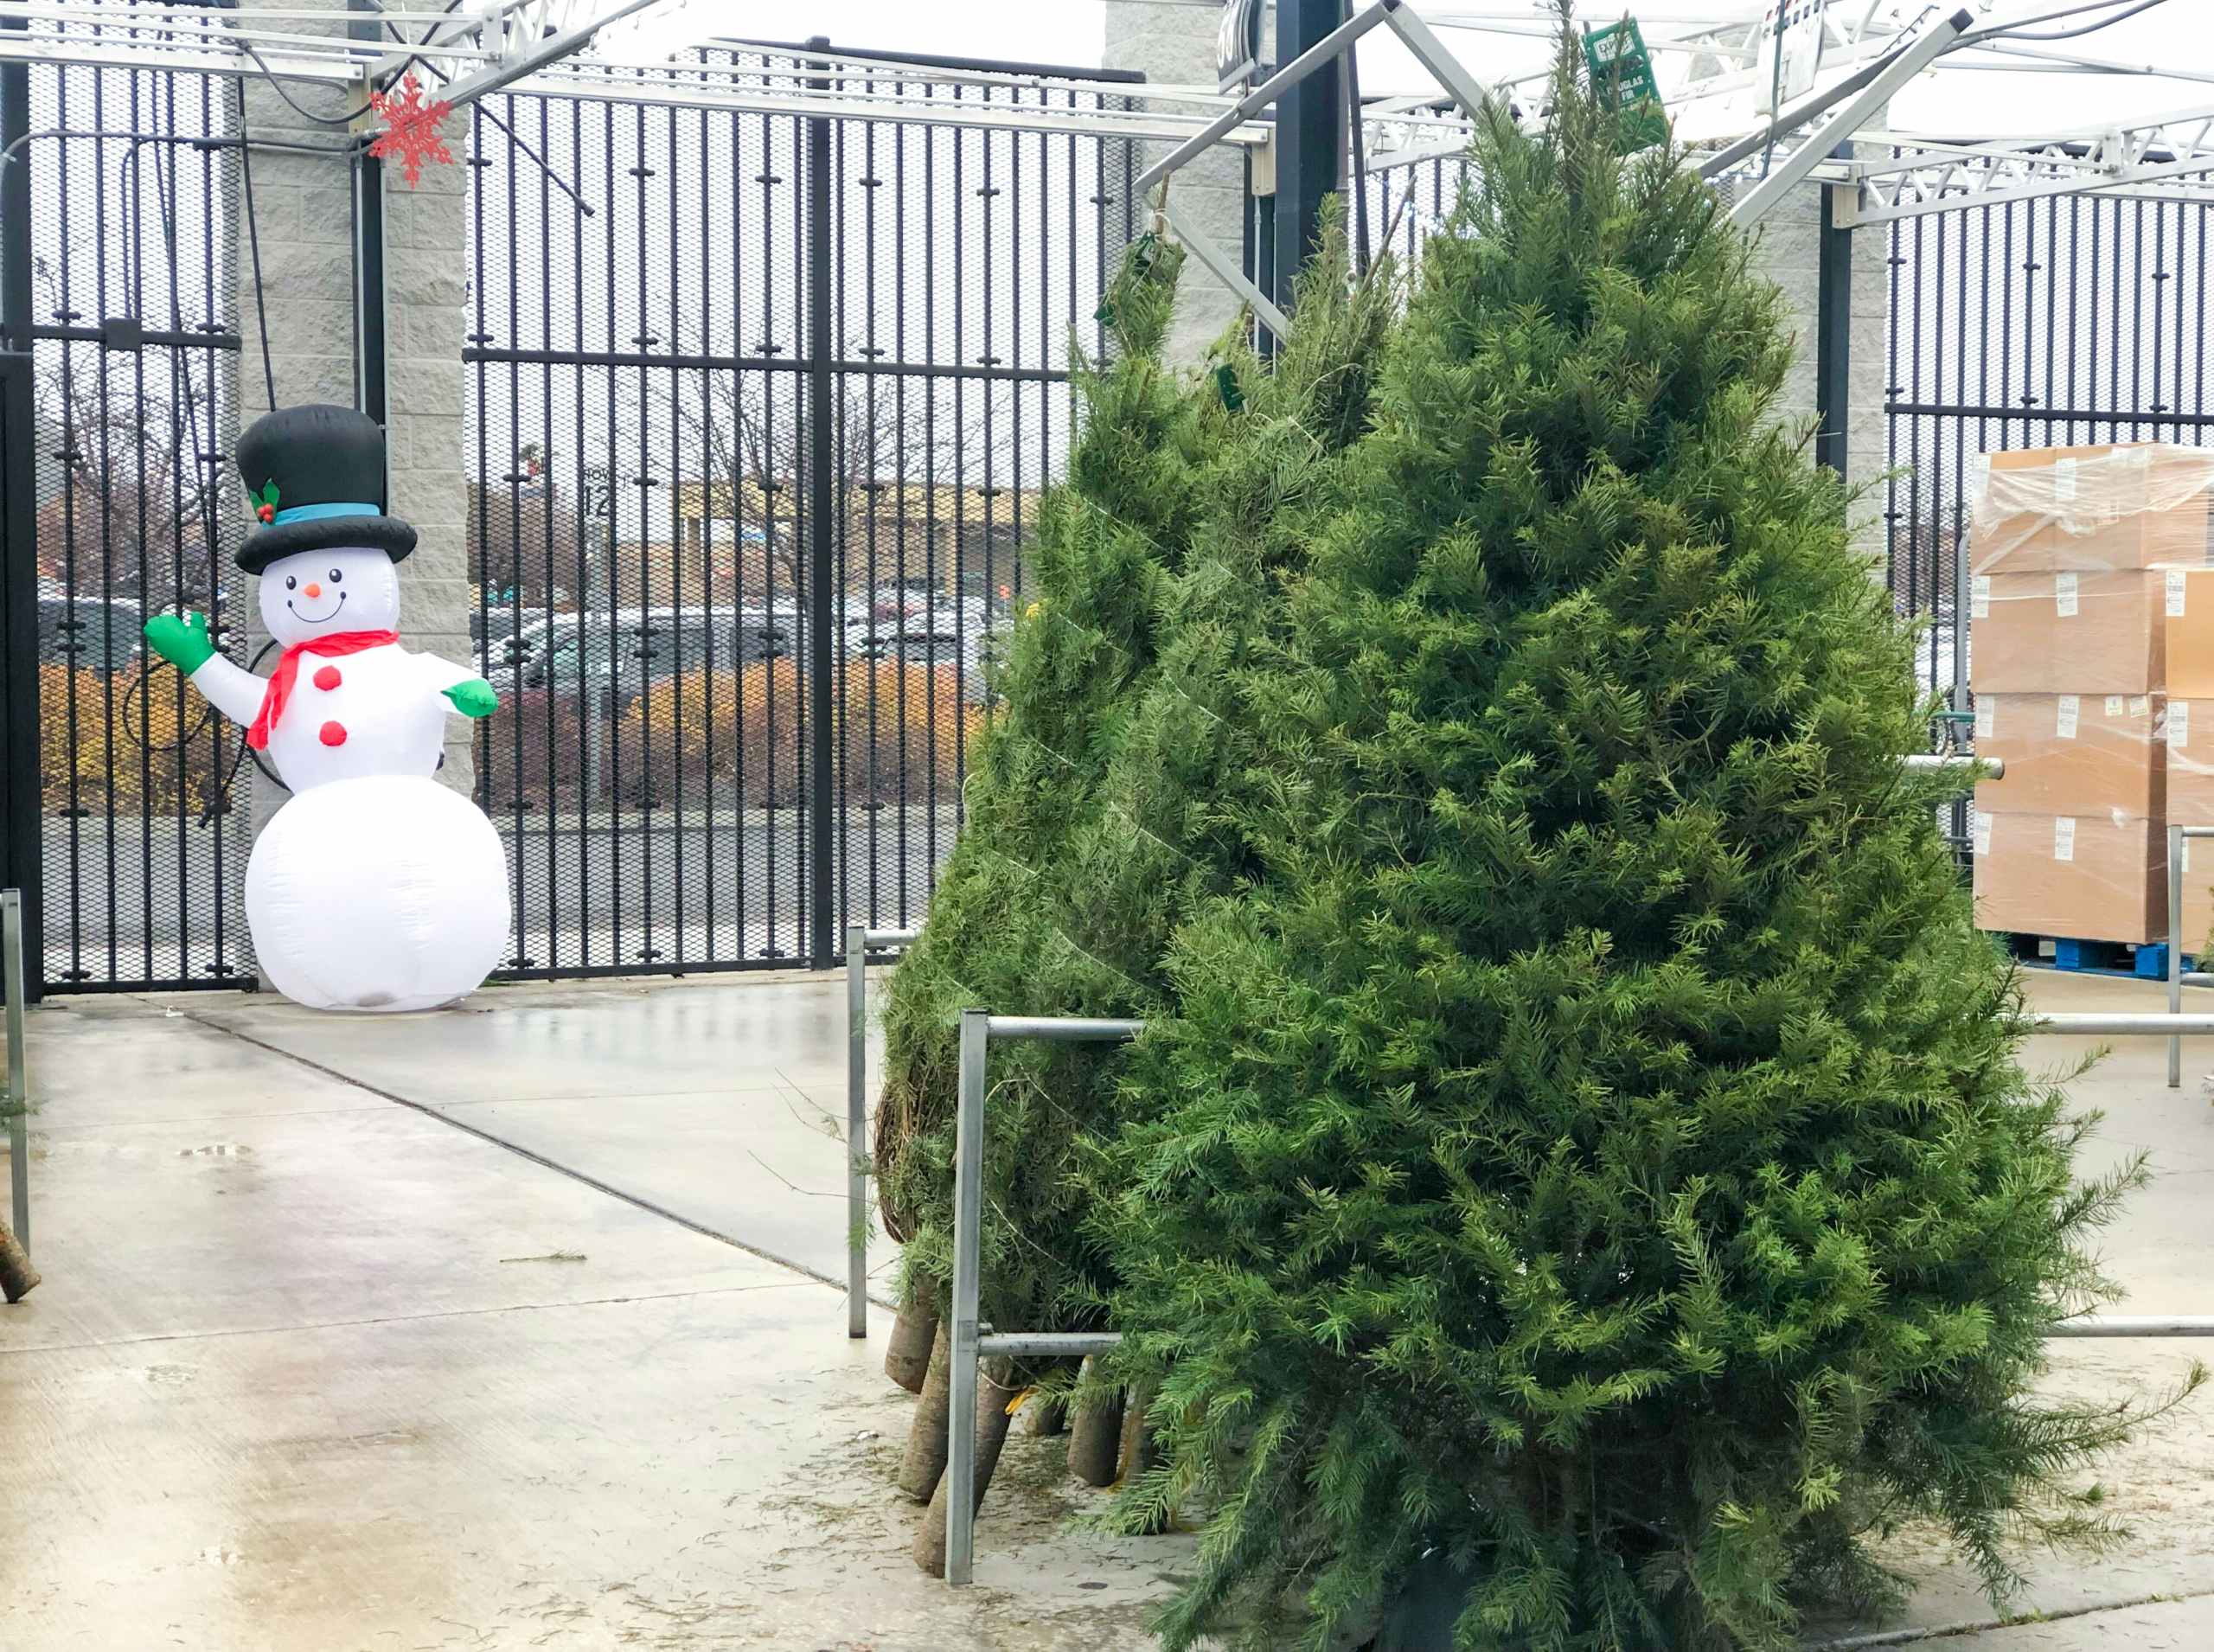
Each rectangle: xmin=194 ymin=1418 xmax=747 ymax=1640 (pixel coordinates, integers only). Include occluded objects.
xmin=319 ymin=721 xmax=347 ymax=746
xmin=313 ymin=665 xmax=342 ymax=690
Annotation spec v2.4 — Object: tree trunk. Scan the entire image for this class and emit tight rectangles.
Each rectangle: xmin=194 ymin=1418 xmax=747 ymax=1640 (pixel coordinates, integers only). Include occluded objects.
xmin=884 ymin=1300 xmax=937 ymax=1394
xmin=1067 ymin=1356 xmax=1124 ymax=1488
xmin=1115 ymin=1385 xmax=1174 ymax=1530
xmin=897 ymin=1321 xmax=953 ymax=1502
xmin=912 ymin=1356 xmax=1020 ymax=1576
xmin=1023 ymin=1393 xmax=1067 ymax=1437
xmin=0 ymin=1220 xmax=38 ymax=1303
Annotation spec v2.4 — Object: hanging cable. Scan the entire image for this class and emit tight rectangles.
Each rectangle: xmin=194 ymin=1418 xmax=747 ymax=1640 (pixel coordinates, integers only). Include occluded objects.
xmin=1991 ymin=0 xmax=2166 ymax=42
xmin=233 ymin=80 xmax=278 ymax=413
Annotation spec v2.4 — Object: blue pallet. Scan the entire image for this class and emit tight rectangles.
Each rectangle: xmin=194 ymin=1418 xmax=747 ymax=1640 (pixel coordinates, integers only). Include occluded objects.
xmin=2133 ymin=943 xmax=2198 ymax=980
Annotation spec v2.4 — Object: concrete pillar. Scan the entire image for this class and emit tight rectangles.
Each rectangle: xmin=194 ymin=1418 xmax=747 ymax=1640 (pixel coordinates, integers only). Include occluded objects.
xmin=1101 ymin=1 xmax=1249 ymax=365
xmin=1744 ymin=176 xmax=1891 ymax=563
xmin=234 ymin=0 xmax=473 ymax=810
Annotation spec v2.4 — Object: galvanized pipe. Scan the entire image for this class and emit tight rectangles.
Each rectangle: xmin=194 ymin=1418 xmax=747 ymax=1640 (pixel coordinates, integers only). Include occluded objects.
xmin=2030 ymin=1014 xmax=2214 ymax=1035
xmin=847 ymin=924 xmax=868 ymax=1339
xmin=944 ymin=1008 xmax=991 ymax=1585
xmin=982 ymin=1015 xmax=1145 ymax=1042
xmin=1899 ymin=751 xmax=2004 ymax=778
xmin=976 ymin=1330 xmax=1124 ymax=1358
xmin=3 ymin=890 xmax=23 ymax=1250
xmin=2172 ymin=823 xmax=2186 ymax=1088
xmin=944 ymin=1008 xmax=1150 ymax=1585
xmin=2047 ymin=1316 xmax=2214 ymax=1338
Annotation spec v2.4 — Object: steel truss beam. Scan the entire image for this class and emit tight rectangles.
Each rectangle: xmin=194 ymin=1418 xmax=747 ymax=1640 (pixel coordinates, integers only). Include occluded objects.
xmin=1840 ymin=105 xmax=2214 ymax=224
xmin=1131 ymin=0 xmax=1498 ymax=343
xmin=0 ymin=0 xmax=651 ymax=102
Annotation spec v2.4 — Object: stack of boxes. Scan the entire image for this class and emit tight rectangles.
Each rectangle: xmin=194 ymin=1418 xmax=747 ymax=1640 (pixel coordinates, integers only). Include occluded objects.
xmin=1970 ymin=444 xmax=2214 ymax=952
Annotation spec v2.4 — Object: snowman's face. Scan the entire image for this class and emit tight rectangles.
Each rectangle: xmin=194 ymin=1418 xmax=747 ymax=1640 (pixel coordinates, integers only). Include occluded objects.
xmin=259 ymin=547 xmax=400 ymax=647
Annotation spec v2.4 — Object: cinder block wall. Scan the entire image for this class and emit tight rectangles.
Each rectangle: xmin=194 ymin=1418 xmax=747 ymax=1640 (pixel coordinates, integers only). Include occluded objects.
xmin=1101 ymin=1 xmax=1251 ymax=365
xmin=235 ymin=0 xmax=474 ymax=808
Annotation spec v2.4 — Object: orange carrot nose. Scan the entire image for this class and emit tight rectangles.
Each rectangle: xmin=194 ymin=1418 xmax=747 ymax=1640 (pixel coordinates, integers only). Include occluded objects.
xmin=303 ymin=583 xmax=322 ymax=599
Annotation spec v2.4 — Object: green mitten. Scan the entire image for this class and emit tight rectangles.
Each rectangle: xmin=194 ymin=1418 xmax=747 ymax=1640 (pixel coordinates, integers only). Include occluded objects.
xmin=144 ymin=611 xmax=215 ymax=675
xmin=443 ymin=677 xmax=498 ymax=718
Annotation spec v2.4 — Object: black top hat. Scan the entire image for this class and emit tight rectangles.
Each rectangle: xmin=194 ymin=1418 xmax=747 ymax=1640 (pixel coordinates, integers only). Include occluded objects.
xmin=234 ymin=404 xmax=418 ymax=574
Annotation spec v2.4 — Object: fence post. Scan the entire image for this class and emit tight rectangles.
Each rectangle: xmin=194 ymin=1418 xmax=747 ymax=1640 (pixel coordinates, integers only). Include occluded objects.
xmin=0 ymin=47 xmax=43 ymax=1002
xmin=4 ymin=889 xmax=27 ymax=1248
xmin=805 ymin=38 xmax=837 ymax=969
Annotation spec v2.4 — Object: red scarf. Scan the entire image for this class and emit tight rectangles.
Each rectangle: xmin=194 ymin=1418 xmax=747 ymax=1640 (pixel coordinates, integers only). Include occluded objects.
xmin=246 ymin=630 xmax=400 ymax=750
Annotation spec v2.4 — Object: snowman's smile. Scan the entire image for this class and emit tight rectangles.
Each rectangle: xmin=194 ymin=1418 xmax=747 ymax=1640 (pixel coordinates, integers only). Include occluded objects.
xmin=287 ymin=592 xmax=346 ymax=624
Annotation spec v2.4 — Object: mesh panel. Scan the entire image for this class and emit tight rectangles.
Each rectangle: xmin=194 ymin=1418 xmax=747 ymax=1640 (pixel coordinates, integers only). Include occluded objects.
xmin=25 ymin=44 xmax=246 ymax=989
xmin=464 ymin=53 xmax=1137 ymax=975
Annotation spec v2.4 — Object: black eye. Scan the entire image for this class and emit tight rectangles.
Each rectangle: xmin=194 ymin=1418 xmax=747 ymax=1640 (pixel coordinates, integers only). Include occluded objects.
xmin=330 ymin=568 xmax=343 ymax=584
xmin=285 ymin=576 xmax=297 ymax=590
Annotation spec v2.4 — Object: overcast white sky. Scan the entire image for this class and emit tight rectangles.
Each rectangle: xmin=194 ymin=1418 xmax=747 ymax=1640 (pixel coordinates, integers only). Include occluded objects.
xmin=754 ymin=1 xmax=2214 ymax=142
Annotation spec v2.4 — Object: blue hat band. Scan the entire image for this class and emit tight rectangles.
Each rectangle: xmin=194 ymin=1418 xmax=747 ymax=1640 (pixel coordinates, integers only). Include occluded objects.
xmin=270 ymin=501 xmax=380 ymax=526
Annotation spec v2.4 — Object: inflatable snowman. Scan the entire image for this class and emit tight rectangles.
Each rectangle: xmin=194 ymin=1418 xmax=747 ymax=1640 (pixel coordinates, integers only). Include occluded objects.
xmin=144 ymin=404 xmax=509 ymax=1011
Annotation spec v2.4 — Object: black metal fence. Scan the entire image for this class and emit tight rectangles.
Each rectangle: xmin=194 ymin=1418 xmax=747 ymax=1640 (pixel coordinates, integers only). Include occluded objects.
xmin=1884 ymin=188 xmax=2214 ymax=692
xmin=0 ymin=47 xmax=249 ymax=994
xmin=464 ymin=47 xmax=1138 ymax=978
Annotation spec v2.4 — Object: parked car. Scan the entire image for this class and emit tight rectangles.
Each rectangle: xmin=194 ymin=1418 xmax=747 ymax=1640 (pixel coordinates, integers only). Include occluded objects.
xmin=521 ymin=606 xmax=806 ymax=708
xmin=39 ymin=596 xmax=144 ymax=677
xmin=852 ymin=614 xmax=1008 ymax=705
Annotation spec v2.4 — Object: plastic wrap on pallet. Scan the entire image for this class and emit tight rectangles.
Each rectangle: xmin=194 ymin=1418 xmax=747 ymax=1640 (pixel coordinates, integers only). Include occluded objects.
xmin=1973 ymin=692 xmax=2164 ymax=819
xmin=1968 ymin=443 xmax=2214 ymax=576
xmin=1970 ymin=569 xmax=2166 ymax=693
xmin=2165 ymin=700 xmax=2214 ymax=952
xmin=1972 ymin=809 xmax=2168 ymax=946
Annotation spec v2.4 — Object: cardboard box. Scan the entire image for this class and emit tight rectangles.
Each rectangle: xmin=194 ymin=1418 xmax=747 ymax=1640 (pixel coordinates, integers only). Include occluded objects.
xmin=2164 ymin=568 xmax=2214 ymax=696
xmin=2166 ymin=700 xmax=2214 ymax=950
xmin=1972 ymin=691 xmax=2163 ymax=819
xmin=1973 ymin=810 xmax=2165 ymax=945
xmin=1971 ymin=443 xmax=2214 ymax=575
xmin=1971 ymin=569 xmax=2165 ymax=694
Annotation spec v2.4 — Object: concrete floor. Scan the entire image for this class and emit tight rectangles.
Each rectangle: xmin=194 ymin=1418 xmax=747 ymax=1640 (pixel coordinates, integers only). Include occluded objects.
xmin=0 ymin=965 xmax=2211 ymax=1649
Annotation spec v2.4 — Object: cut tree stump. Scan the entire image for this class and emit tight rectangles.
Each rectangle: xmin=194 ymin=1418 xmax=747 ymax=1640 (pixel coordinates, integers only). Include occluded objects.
xmin=897 ymin=1320 xmax=953 ymax=1502
xmin=884 ymin=1301 xmax=937 ymax=1393
xmin=1117 ymin=1385 xmax=1170 ymax=1531
xmin=1022 ymin=1393 xmax=1067 ymax=1437
xmin=0 ymin=1220 xmax=38 ymax=1303
xmin=1067 ymin=1356 xmax=1123 ymax=1488
xmin=912 ymin=1356 xmax=1020 ymax=1576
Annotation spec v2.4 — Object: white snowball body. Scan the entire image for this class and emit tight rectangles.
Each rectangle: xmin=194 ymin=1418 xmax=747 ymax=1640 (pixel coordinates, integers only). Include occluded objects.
xmin=246 ymin=775 xmax=509 ymax=1012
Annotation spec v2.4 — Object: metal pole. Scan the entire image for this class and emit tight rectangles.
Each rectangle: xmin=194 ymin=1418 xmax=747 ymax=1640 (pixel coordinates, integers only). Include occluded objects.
xmin=0 ymin=42 xmax=42 ymax=1005
xmin=4 ymin=889 xmax=25 ymax=1249
xmin=804 ymin=36 xmax=836 ymax=970
xmin=2171 ymin=823 xmax=2185 ymax=1088
xmin=349 ymin=2 xmax=387 ymax=424
xmin=1270 ymin=0 xmax=1343 ymax=314
xmin=2032 ymin=1013 xmax=2214 ymax=1035
xmin=847 ymin=922 xmax=867 ymax=1338
xmin=945 ymin=1007 xmax=989 ymax=1585
xmin=1816 ymin=179 xmax=1852 ymax=479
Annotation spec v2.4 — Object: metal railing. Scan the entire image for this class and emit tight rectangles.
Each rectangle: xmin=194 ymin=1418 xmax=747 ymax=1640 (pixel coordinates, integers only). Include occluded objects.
xmin=945 ymin=1008 xmax=1138 ymax=1585
xmin=846 ymin=924 xmax=919 ymax=1340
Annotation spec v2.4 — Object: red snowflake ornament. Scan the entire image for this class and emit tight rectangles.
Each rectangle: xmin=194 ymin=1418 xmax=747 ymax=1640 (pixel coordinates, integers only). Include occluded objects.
xmin=368 ymin=74 xmax=454 ymax=189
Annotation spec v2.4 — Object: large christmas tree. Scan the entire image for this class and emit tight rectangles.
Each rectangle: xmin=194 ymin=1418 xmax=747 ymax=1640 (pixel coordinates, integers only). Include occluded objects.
xmin=1078 ymin=29 xmax=2192 ymax=1652
xmin=873 ymin=223 xmax=1396 ymax=1343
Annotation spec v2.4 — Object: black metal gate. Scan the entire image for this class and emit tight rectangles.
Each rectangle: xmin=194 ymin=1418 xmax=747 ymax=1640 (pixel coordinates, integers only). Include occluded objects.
xmin=464 ymin=46 xmax=1137 ymax=977
xmin=0 ymin=48 xmax=248 ymax=995
xmin=1884 ymin=189 xmax=2214 ymax=686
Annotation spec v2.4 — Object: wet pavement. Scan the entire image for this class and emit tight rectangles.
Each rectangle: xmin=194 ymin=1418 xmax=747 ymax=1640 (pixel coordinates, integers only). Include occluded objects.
xmin=1 ymin=967 xmax=2211 ymax=1649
